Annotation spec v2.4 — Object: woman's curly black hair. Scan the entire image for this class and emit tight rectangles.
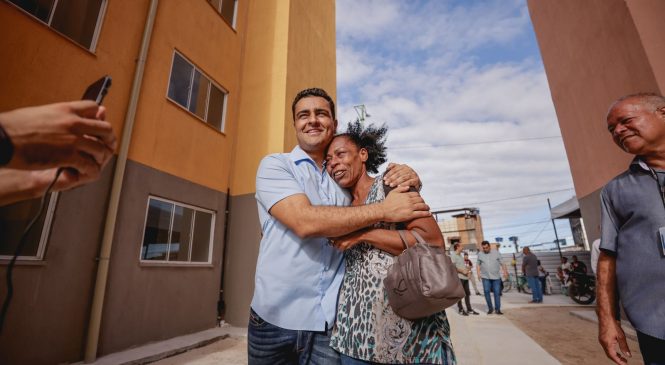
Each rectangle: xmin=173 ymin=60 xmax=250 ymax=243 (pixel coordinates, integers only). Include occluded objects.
xmin=334 ymin=120 xmax=388 ymax=174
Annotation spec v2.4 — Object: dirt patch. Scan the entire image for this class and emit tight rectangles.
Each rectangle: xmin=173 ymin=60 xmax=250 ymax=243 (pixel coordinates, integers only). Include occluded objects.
xmin=504 ymin=307 xmax=642 ymax=365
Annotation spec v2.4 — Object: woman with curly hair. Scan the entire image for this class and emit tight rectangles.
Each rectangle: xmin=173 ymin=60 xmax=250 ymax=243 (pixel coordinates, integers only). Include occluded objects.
xmin=325 ymin=121 xmax=456 ymax=365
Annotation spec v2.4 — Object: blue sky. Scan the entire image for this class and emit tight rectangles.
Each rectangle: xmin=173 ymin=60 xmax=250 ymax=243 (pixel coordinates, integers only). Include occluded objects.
xmin=336 ymin=0 xmax=577 ymax=251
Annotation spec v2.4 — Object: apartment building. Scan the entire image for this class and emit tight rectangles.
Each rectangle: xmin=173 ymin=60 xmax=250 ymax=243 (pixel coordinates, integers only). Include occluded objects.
xmin=0 ymin=0 xmax=336 ymax=363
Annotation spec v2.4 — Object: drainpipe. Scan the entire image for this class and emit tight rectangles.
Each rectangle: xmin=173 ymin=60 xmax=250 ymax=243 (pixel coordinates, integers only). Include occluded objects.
xmin=84 ymin=0 xmax=159 ymax=362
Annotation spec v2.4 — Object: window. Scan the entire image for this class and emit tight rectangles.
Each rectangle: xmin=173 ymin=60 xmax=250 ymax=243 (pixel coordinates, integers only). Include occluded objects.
xmin=167 ymin=52 xmax=228 ymax=132
xmin=0 ymin=194 xmax=58 ymax=260
xmin=8 ymin=0 xmax=107 ymax=50
xmin=207 ymin=0 xmax=237 ymax=28
xmin=140 ymin=197 xmax=215 ymax=264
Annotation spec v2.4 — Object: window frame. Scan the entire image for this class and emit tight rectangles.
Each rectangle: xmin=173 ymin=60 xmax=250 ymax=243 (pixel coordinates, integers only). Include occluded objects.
xmin=207 ymin=0 xmax=238 ymax=29
xmin=6 ymin=0 xmax=108 ymax=52
xmin=166 ymin=50 xmax=229 ymax=133
xmin=0 ymin=193 xmax=59 ymax=261
xmin=139 ymin=196 xmax=216 ymax=265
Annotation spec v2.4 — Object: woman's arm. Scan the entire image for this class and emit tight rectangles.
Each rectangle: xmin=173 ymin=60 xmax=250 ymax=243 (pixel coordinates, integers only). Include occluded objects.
xmin=332 ymin=211 xmax=444 ymax=256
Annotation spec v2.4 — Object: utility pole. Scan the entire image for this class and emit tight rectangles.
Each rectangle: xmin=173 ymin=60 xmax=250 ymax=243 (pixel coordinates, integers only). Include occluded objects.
xmin=508 ymin=236 xmax=521 ymax=293
xmin=547 ymin=198 xmax=563 ymax=259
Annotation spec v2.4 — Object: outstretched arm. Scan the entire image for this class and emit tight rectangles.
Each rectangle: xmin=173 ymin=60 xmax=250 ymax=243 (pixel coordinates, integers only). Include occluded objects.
xmin=270 ymin=185 xmax=430 ymax=239
xmin=0 ymin=167 xmax=106 ymax=206
xmin=331 ymin=205 xmax=442 ymax=256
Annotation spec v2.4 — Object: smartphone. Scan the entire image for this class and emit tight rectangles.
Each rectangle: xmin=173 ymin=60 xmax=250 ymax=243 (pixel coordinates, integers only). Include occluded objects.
xmin=82 ymin=75 xmax=112 ymax=104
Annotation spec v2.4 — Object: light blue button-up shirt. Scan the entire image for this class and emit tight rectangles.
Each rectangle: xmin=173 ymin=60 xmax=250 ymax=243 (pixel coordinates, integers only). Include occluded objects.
xmin=252 ymin=145 xmax=351 ymax=331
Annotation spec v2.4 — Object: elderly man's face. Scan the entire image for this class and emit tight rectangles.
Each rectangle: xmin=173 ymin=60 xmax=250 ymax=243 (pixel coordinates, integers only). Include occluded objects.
xmin=607 ymin=99 xmax=665 ymax=155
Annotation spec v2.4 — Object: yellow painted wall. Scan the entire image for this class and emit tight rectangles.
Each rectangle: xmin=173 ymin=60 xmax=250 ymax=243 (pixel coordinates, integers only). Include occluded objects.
xmin=228 ymin=0 xmax=290 ymax=196
xmin=128 ymin=0 xmax=248 ymax=193
xmin=230 ymin=0 xmax=337 ymax=196
xmin=283 ymin=0 xmax=337 ymax=151
xmin=0 ymin=1 xmax=146 ymax=139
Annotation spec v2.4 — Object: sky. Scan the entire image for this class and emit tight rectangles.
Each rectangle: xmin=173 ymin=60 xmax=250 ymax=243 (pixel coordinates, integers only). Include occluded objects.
xmin=335 ymin=0 xmax=576 ymax=252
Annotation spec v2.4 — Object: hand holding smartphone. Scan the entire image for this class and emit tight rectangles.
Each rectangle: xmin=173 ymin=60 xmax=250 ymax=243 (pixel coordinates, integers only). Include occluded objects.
xmin=82 ymin=76 xmax=112 ymax=105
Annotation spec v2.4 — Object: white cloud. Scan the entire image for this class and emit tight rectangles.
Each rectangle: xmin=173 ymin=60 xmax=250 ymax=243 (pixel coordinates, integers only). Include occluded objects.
xmin=336 ymin=45 xmax=375 ymax=87
xmin=336 ymin=1 xmax=576 ymax=248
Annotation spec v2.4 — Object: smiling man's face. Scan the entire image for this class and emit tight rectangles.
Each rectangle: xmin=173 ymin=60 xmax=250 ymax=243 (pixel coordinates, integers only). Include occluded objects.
xmin=607 ymin=98 xmax=665 ymax=156
xmin=293 ymin=96 xmax=337 ymax=155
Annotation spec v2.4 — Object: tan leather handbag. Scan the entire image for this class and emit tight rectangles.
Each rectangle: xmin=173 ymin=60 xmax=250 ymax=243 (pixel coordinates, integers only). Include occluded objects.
xmin=384 ymin=230 xmax=465 ymax=320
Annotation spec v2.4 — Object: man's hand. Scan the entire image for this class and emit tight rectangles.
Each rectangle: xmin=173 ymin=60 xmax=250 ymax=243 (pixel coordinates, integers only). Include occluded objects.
xmin=380 ymin=185 xmax=430 ymax=222
xmin=598 ymin=317 xmax=631 ymax=364
xmin=383 ymin=163 xmax=421 ymax=188
xmin=0 ymin=101 xmax=116 ymax=171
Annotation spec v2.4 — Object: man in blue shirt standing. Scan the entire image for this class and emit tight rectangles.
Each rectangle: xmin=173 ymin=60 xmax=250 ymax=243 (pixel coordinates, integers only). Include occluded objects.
xmin=599 ymin=93 xmax=665 ymax=365
xmin=250 ymin=88 xmax=429 ymax=365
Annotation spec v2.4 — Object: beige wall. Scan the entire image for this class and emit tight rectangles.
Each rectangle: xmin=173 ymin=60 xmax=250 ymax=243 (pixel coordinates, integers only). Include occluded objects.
xmin=527 ymin=0 xmax=662 ymax=201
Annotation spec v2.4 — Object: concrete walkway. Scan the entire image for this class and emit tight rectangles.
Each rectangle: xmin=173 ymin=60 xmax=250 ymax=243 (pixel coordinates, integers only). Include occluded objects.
xmin=93 ymin=291 xmax=591 ymax=364
xmin=448 ymin=291 xmax=562 ymax=364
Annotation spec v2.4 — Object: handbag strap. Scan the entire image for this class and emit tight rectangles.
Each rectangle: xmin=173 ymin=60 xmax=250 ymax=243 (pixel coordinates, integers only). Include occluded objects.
xmin=397 ymin=230 xmax=410 ymax=251
xmin=397 ymin=230 xmax=427 ymax=250
xmin=410 ymin=230 xmax=426 ymax=244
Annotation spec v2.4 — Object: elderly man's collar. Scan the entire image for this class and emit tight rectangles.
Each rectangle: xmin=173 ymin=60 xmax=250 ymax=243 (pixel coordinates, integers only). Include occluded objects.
xmin=629 ymin=156 xmax=650 ymax=172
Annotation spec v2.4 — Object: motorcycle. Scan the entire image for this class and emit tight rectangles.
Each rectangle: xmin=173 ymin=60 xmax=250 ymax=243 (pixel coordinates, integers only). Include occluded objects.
xmin=567 ymin=271 xmax=595 ymax=305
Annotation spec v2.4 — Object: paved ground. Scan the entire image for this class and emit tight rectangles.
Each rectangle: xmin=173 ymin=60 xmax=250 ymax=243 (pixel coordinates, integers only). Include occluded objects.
xmin=94 ymin=291 xmax=641 ymax=365
xmin=99 ymin=291 xmax=640 ymax=365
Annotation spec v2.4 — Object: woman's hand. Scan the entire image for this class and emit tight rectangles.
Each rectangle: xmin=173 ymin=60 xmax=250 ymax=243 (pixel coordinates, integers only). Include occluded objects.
xmin=330 ymin=229 xmax=366 ymax=251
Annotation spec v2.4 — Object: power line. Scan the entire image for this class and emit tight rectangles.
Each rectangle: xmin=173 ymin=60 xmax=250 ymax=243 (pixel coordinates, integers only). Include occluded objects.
xmin=389 ymin=136 xmax=561 ymax=150
xmin=524 ymin=222 xmax=552 ymax=245
xmin=434 ymin=187 xmax=574 ymax=209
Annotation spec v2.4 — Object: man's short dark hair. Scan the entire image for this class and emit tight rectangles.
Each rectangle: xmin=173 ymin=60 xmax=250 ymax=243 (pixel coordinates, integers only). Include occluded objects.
xmin=292 ymin=88 xmax=336 ymax=121
xmin=481 ymin=241 xmax=490 ymax=246
xmin=453 ymin=243 xmax=460 ymax=250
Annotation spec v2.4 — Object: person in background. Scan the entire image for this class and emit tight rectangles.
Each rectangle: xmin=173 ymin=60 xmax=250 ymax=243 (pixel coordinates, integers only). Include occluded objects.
xmin=464 ymin=252 xmax=481 ymax=295
xmin=477 ymin=241 xmax=508 ymax=315
xmin=521 ymin=247 xmax=542 ymax=303
xmin=560 ymin=256 xmax=571 ymax=272
xmin=537 ymin=260 xmax=549 ymax=295
xmin=452 ymin=243 xmax=479 ymax=316
xmin=571 ymin=255 xmax=587 ymax=274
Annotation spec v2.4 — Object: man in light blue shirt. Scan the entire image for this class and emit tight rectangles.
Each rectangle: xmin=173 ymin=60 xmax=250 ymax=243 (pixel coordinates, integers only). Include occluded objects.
xmin=249 ymin=88 xmax=429 ymax=365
